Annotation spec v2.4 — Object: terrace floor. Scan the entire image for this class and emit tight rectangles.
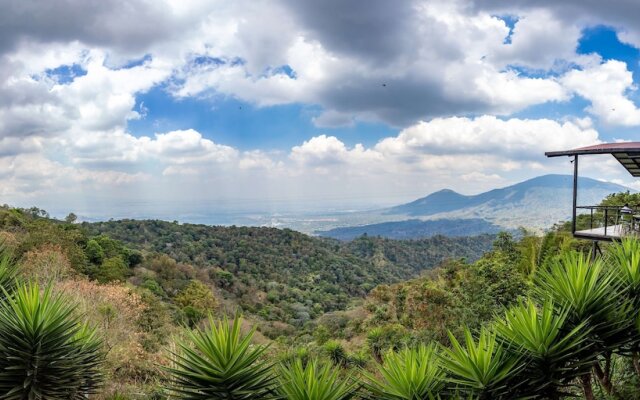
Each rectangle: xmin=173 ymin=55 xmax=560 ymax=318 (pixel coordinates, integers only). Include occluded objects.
xmin=575 ymin=224 xmax=631 ymax=240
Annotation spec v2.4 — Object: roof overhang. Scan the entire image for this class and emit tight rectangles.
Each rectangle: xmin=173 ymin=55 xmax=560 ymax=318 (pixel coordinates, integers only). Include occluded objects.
xmin=545 ymin=142 xmax=640 ymax=177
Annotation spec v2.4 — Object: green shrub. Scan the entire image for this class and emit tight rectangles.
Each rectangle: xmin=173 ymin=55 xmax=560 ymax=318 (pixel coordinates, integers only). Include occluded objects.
xmin=494 ymin=300 xmax=593 ymax=398
xmin=0 ymin=283 xmax=104 ymax=398
xmin=367 ymin=343 xmax=444 ymax=400
xmin=440 ymin=327 xmax=517 ymax=399
xmin=278 ymin=359 xmax=357 ymax=400
xmin=166 ymin=314 xmax=276 ymax=399
xmin=324 ymin=340 xmax=348 ymax=366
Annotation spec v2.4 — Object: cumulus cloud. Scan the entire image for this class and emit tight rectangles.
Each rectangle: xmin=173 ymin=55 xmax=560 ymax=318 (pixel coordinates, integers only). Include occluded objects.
xmin=290 ymin=135 xmax=382 ymax=168
xmin=562 ymin=60 xmax=640 ymax=126
xmin=473 ymin=0 xmax=640 ymax=49
xmin=288 ymin=116 xmax=599 ymax=181
xmin=375 ymin=116 xmax=599 ymax=158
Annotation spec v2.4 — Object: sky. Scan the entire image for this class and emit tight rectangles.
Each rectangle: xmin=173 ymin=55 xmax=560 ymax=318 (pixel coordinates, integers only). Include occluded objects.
xmin=3 ymin=0 xmax=640 ymax=220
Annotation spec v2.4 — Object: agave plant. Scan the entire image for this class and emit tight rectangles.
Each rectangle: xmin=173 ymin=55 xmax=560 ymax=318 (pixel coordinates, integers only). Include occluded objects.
xmin=439 ymin=327 xmax=518 ymax=399
xmin=536 ymin=250 xmax=637 ymax=398
xmin=278 ymin=358 xmax=358 ymax=400
xmin=324 ymin=340 xmax=349 ymax=367
xmin=608 ymin=238 xmax=640 ymax=378
xmin=166 ymin=314 xmax=276 ymax=399
xmin=0 ymin=282 xmax=105 ymax=399
xmin=535 ymin=251 xmax=620 ymax=322
xmin=366 ymin=343 xmax=445 ymax=400
xmin=494 ymin=300 xmax=593 ymax=399
xmin=608 ymin=237 xmax=640 ymax=298
xmin=536 ymin=251 xmax=635 ymax=348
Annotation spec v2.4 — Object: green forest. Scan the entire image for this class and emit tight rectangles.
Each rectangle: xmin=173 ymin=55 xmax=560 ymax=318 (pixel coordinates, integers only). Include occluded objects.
xmin=1 ymin=197 xmax=640 ymax=399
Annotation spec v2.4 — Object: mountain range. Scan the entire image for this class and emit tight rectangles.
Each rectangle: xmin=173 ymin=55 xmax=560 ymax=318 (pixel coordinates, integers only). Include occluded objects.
xmin=319 ymin=174 xmax=632 ymax=239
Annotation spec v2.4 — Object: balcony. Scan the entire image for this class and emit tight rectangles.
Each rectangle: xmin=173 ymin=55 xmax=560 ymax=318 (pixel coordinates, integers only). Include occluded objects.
xmin=574 ymin=205 xmax=639 ymax=241
xmin=546 ymin=142 xmax=640 ymax=242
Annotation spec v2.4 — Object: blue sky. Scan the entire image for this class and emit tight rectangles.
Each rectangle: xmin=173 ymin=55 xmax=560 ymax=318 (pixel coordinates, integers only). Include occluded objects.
xmin=3 ymin=0 xmax=640 ymax=220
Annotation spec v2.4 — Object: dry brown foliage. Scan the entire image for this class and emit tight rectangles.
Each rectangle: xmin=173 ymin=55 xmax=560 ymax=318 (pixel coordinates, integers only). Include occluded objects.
xmin=55 ymin=278 xmax=167 ymax=397
xmin=19 ymin=245 xmax=72 ymax=284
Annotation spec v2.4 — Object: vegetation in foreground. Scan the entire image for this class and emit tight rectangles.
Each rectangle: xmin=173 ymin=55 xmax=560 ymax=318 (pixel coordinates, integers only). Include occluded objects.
xmin=0 ymin=194 xmax=640 ymax=398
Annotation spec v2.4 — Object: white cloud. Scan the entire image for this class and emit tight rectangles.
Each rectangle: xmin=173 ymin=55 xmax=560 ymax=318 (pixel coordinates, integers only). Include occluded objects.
xmin=492 ymin=10 xmax=584 ymax=70
xmin=0 ymin=154 xmax=148 ymax=198
xmin=290 ymin=135 xmax=382 ymax=168
xmin=59 ymin=128 xmax=239 ymax=171
xmin=375 ymin=116 xmax=599 ymax=159
xmin=147 ymin=129 xmax=238 ymax=164
xmin=239 ymin=151 xmax=281 ymax=170
xmin=562 ymin=60 xmax=640 ymax=126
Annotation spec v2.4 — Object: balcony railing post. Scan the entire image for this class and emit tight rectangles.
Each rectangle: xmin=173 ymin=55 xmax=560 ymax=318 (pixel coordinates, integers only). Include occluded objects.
xmin=590 ymin=208 xmax=593 ymax=229
xmin=604 ymin=208 xmax=608 ymax=236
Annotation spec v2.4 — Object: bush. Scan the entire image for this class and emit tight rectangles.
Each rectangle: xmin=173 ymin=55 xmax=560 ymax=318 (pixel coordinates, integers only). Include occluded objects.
xmin=323 ymin=340 xmax=348 ymax=367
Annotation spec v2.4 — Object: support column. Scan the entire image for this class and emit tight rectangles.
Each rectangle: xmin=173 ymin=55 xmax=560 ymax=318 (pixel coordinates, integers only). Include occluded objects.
xmin=572 ymin=155 xmax=578 ymax=234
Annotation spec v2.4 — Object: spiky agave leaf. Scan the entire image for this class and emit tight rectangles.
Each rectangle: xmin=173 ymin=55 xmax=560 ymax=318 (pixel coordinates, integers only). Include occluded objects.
xmin=0 ymin=242 xmax=18 ymax=297
xmin=608 ymin=238 xmax=640 ymax=357
xmin=0 ymin=282 xmax=105 ymax=399
xmin=535 ymin=250 xmax=635 ymax=352
xmin=166 ymin=314 xmax=277 ymax=399
xmin=439 ymin=327 xmax=520 ymax=399
xmin=278 ymin=358 xmax=358 ymax=400
xmin=494 ymin=300 xmax=593 ymax=398
xmin=366 ymin=343 xmax=445 ymax=400
xmin=535 ymin=251 xmax=620 ymax=320
xmin=608 ymin=238 xmax=640 ymax=299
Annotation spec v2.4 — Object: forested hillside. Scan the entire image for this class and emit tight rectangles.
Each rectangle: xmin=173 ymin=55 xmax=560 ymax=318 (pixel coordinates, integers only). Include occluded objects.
xmin=82 ymin=219 xmax=494 ymax=325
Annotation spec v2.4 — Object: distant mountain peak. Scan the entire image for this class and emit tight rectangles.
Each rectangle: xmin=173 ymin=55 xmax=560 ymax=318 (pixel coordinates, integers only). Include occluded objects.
xmin=388 ymin=174 xmax=634 ymax=220
xmin=433 ymin=188 xmax=458 ymax=194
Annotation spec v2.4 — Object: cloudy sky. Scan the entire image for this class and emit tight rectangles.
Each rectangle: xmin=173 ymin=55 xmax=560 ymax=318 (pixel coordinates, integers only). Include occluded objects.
xmin=2 ymin=0 xmax=640 ymax=219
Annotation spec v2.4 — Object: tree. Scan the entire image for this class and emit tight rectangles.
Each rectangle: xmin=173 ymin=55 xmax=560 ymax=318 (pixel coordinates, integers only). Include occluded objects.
xmin=85 ymin=239 xmax=105 ymax=265
xmin=95 ymin=256 xmax=129 ymax=283
xmin=494 ymin=300 xmax=594 ymax=399
xmin=65 ymin=212 xmax=78 ymax=224
xmin=175 ymin=280 xmax=217 ymax=326
xmin=535 ymin=250 xmax=634 ymax=398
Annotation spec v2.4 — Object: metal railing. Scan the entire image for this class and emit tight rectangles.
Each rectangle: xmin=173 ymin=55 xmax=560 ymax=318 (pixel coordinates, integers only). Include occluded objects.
xmin=575 ymin=205 xmax=638 ymax=236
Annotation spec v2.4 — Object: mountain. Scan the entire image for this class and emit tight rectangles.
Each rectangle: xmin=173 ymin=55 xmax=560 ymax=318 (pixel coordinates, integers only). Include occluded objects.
xmin=385 ymin=174 xmax=632 ymax=231
xmin=313 ymin=174 xmax=632 ymax=238
xmin=319 ymin=218 xmax=506 ymax=240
